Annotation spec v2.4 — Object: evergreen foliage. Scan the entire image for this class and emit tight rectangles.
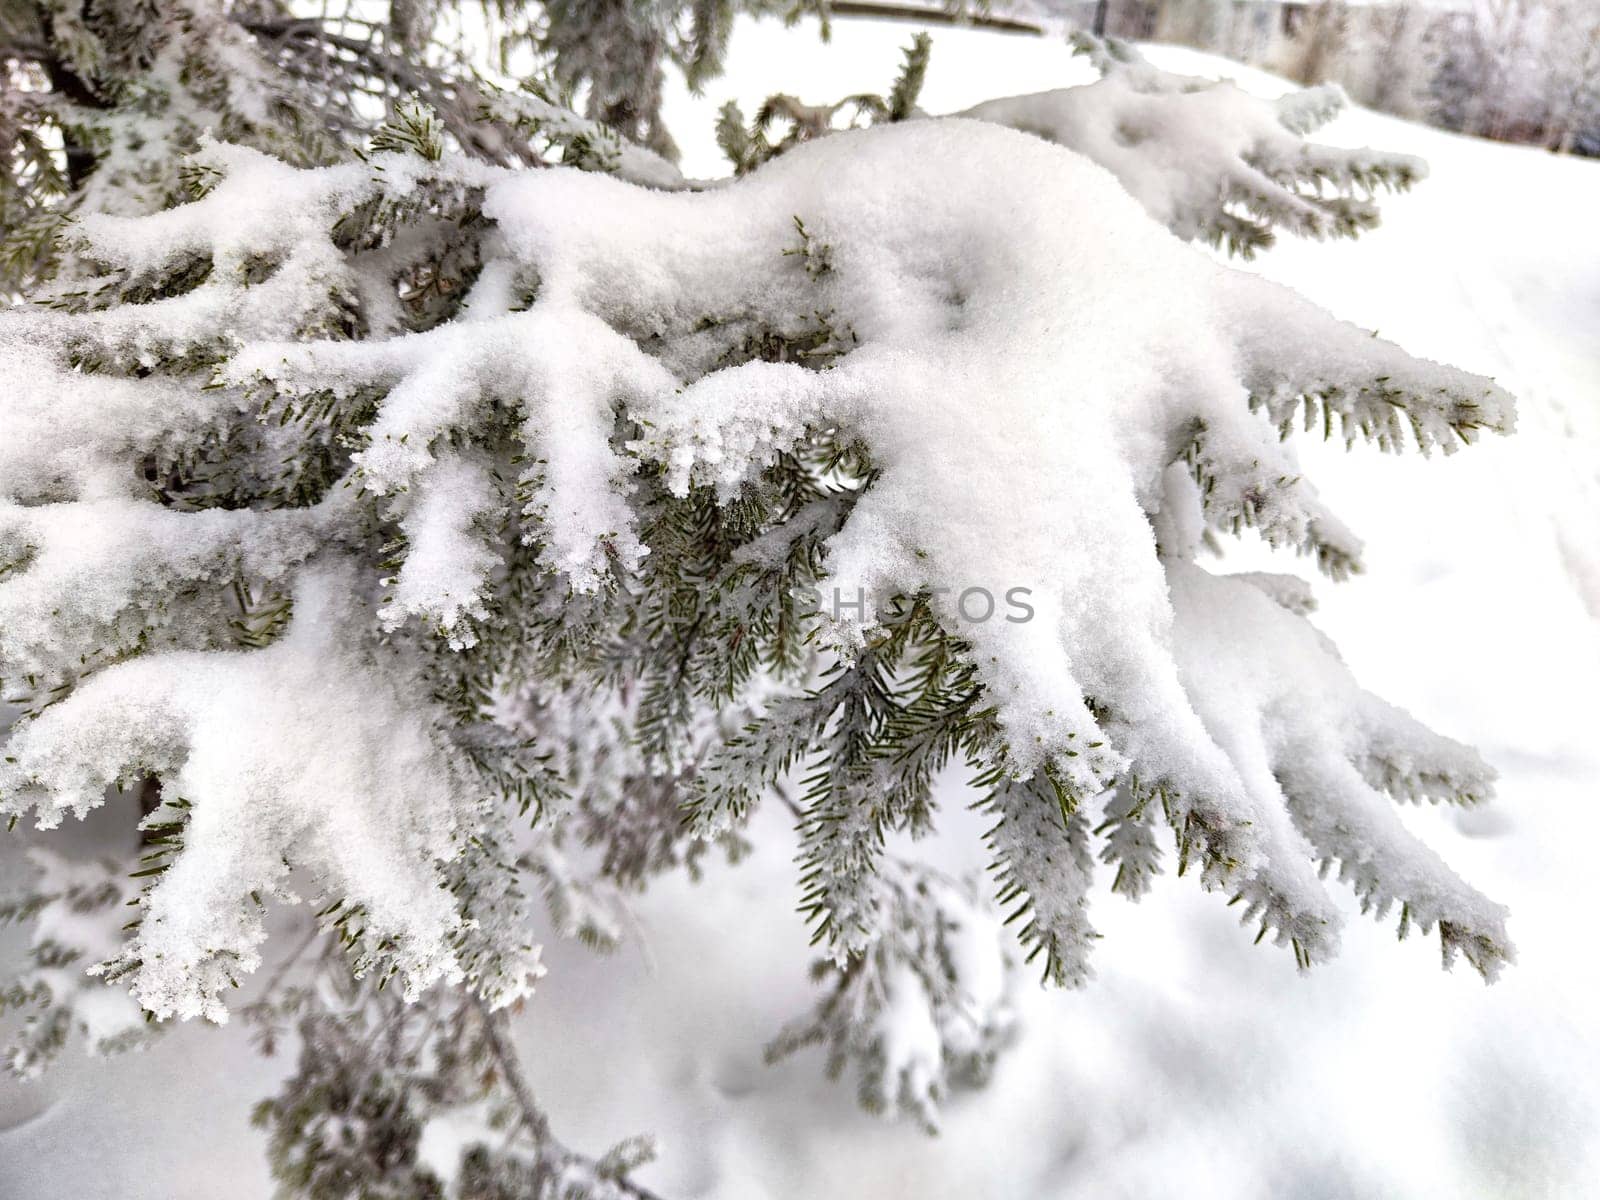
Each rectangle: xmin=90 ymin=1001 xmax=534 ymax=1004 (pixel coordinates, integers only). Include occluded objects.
xmin=715 ymin=30 xmax=931 ymax=173
xmin=0 ymin=3 xmax=1520 ymax=1189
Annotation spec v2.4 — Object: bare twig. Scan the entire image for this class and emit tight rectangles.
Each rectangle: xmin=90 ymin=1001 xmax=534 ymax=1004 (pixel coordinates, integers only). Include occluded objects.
xmin=468 ymin=993 xmax=668 ymax=1200
xmin=827 ymin=2 xmax=1045 ymax=35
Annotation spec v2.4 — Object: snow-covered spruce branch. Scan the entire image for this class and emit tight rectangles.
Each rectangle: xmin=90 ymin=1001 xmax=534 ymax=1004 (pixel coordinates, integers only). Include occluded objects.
xmin=958 ymin=35 xmax=1427 ymax=256
xmin=0 ymin=102 xmax=1513 ymax=1128
xmin=0 ymin=0 xmax=357 ymax=291
xmin=0 ymin=0 xmax=696 ymax=296
xmin=721 ymin=33 xmax=1425 ymax=257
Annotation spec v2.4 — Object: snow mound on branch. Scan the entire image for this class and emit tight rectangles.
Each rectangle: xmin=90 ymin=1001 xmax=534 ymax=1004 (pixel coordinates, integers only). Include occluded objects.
xmin=0 ymin=497 xmax=325 ymax=686
xmin=0 ymin=331 xmax=234 ymax=502
xmin=226 ymin=115 xmax=1510 ymax=969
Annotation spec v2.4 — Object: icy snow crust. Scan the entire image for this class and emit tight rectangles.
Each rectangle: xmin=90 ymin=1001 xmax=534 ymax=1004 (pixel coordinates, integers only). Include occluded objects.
xmin=1 ymin=114 xmax=1508 ymax=1021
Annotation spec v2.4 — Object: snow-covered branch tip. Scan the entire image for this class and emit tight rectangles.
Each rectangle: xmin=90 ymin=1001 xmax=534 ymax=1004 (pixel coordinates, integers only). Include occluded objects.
xmin=769 ymin=861 xmax=1017 ymax=1134
xmin=957 ymin=34 xmax=1427 ymax=256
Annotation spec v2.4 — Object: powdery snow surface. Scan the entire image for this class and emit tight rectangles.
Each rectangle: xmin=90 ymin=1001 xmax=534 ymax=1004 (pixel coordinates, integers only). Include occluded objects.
xmin=4 ymin=17 xmax=1600 ymax=1200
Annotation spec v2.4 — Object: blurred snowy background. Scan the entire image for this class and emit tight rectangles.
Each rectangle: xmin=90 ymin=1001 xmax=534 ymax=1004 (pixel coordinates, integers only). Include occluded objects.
xmin=3 ymin=7 xmax=1598 ymax=1199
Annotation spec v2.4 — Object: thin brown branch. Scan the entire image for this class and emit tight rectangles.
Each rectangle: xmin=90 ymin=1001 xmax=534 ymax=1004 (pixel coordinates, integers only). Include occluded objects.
xmin=469 ymin=992 xmax=668 ymax=1199
xmin=469 ymin=992 xmax=554 ymax=1145
xmin=826 ymin=2 xmax=1045 ymax=35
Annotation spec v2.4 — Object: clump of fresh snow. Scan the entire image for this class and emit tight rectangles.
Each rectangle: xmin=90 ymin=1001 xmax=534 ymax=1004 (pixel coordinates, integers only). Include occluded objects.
xmin=228 ymin=307 xmax=672 ymax=590
xmin=0 ymin=497 xmax=325 ymax=688
xmin=0 ymin=332 xmax=234 ymax=502
xmin=379 ymin=450 xmax=503 ymax=648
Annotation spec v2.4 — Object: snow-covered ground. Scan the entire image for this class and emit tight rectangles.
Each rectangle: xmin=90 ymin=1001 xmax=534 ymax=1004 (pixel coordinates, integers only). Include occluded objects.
xmin=4 ymin=14 xmax=1599 ymax=1199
